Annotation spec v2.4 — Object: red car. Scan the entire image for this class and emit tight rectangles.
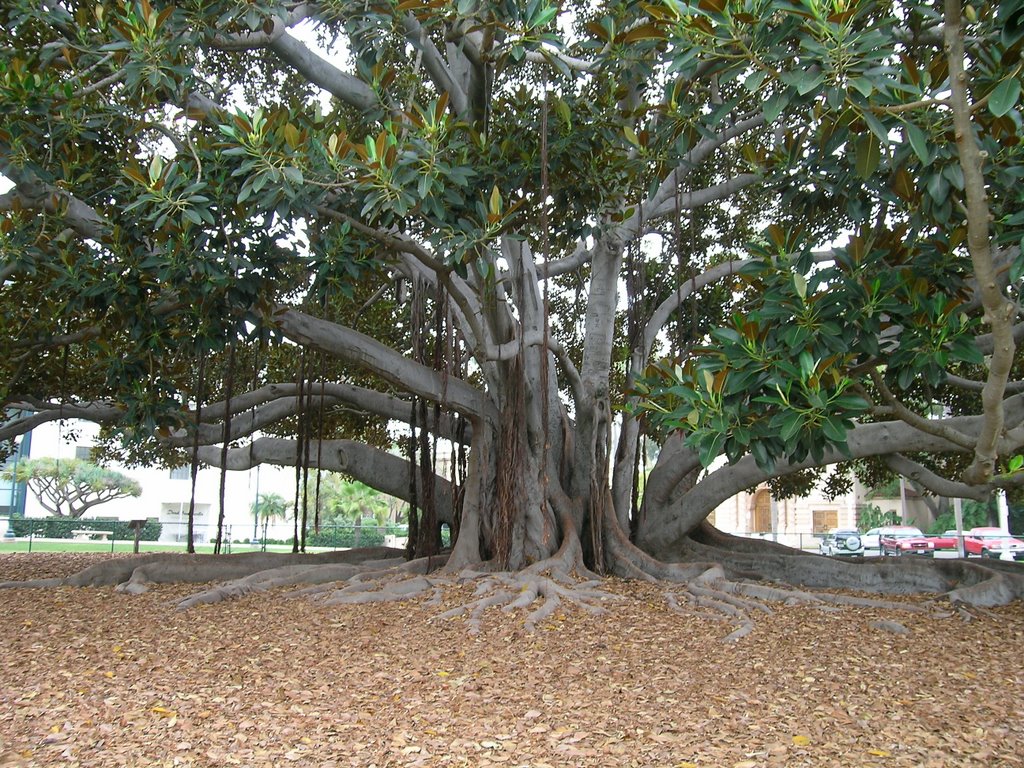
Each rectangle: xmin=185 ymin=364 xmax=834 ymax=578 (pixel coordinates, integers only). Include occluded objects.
xmin=879 ymin=525 xmax=935 ymax=557
xmin=929 ymin=530 xmax=963 ymax=551
xmin=964 ymin=528 xmax=1024 ymax=560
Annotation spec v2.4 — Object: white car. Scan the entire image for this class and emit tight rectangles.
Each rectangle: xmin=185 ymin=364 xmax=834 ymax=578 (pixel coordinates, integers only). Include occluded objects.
xmin=861 ymin=528 xmax=882 ymax=551
xmin=819 ymin=528 xmax=865 ymax=557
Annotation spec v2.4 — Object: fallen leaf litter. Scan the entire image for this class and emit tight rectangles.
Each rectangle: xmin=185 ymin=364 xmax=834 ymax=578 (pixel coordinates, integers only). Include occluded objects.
xmin=0 ymin=553 xmax=1022 ymax=767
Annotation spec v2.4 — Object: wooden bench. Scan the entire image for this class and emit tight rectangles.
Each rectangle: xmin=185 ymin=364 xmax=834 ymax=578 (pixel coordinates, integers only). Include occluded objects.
xmin=71 ymin=529 xmax=111 ymax=541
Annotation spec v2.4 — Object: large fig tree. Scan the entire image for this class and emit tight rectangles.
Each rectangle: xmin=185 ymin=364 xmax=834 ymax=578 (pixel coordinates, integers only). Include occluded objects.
xmin=2 ymin=0 xmax=1024 ymax=617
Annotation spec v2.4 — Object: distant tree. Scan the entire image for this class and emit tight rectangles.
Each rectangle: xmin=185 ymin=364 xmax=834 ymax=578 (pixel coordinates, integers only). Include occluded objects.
xmin=858 ymin=504 xmax=901 ymax=532
xmin=929 ymin=500 xmax=991 ymax=534
xmin=250 ymin=492 xmax=289 ymax=540
xmin=309 ymin=474 xmax=390 ymax=527
xmin=2 ymin=458 xmax=141 ymax=518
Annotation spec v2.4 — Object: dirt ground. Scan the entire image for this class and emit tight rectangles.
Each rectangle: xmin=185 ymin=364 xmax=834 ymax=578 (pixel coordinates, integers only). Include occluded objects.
xmin=0 ymin=553 xmax=1022 ymax=768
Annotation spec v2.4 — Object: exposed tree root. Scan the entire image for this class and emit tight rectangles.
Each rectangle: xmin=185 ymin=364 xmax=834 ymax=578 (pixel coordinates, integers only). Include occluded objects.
xmin=660 ymin=564 xmax=958 ymax=643
xmin=0 ymin=548 xmax=405 ymax=593
xmin=869 ymin=619 xmax=910 ymax=635
xmin=2 ymin=526 xmax=1022 ymax=642
xmin=431 ymin=568 xmax=623 ymax=633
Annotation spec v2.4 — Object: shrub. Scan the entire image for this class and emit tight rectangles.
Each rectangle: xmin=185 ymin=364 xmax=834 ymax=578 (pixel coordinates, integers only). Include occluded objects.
xmin=9 ymin=517 xmax=162 ymax=541
xmin=305 ymin=524 xmax=386 ymax=548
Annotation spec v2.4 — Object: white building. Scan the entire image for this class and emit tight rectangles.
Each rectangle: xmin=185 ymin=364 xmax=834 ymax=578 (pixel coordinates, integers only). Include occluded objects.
xmin=6 ymin=420 xmax=300 ymax=543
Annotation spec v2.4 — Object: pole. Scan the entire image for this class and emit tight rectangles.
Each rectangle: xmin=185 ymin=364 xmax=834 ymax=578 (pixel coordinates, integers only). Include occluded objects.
xmin=252 ymin=466 xmax=261 ymax=541
xmin=997 ymin=489 xmax=1010 ymax=532
xmin=953 ymin=497 xmax=965 ymax=558
xmin=899 ymin=477 xmax=908 ymax=523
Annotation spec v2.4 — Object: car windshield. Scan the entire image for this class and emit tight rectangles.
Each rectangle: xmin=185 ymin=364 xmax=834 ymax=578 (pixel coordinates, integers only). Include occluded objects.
xmin=978 ymin=532 xmax=1012 ymax=540
xmin=890 ymin=530 xmax=923 ymax=538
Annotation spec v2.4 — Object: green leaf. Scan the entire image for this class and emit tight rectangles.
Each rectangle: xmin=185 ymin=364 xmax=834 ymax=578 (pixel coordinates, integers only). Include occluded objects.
xmin=744 ymin=70 xmax=767 ymax=92
xmin=779 ymin=412 xmax=804 ymax=442
xmin=848 ymin=77 xmax=873 ymax=98
xmin=989 ymin=77 xmax=1021 ymax=117
xmin=1010 ymin=454 xmax=1024 ymax=472
xmin=793 ymin=272 xmax=807 ymax=299
xmin=904 ymin=122 xmax=929 ymax=165
xmin=763 ymin=91 xmax=790 ymax=123
xmin=698 ymin=432 xmax=726 ymax=468
xmin=798 ymin=350 xmax=814 ymax=380
xmin=821 ymin=417 xmax=847 ymax=443
xmin=796 ymin=69 xmax=825 ymax=96
xmin=148 ymin=155 xmax=163 ymax=185
xmin=854 ymin=133 xmax=881 ymax=179
xmin=862 ymin=111 xmax=889 ymax=144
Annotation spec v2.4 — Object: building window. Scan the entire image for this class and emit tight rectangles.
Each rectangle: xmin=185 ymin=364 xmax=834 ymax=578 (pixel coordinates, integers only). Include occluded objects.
xmin=169 ymin=466 xmax=191 ymax=480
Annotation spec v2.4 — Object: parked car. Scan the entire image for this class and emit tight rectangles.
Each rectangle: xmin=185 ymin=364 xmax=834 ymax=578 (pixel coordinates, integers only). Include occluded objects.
xmin=880 ymin=525 xmax=935 ymax=557
xmin=929 ymin=530 xmax=963 ymax=551
xmin=861 ymin=528 xmax=882 ymax=551
xmin=964 ymin=527 xmax=1024 ymax=560
xmin=819 ymin=528 xmax=865 ymax=557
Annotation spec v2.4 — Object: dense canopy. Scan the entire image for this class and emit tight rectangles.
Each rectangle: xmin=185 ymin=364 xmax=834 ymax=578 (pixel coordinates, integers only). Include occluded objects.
xmin=2 ymin=0 xmax=1024 ymax=608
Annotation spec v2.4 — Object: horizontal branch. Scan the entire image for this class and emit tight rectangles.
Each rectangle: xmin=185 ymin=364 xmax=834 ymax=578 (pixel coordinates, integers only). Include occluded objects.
xmin=870 ymin=369 xmax=975 ymax=449
xmin=0 ymin=173 xmax=108 ymax=241
xmin=274 ymin=308 xmax=498 ymax=423
xmin=639 ymin=394 xmax=1024 ymax=556
xmin=177 ymin=382 xmax=472 ymax=446
xmin=196 ymin=437 xmax=453 ymax=522
xmin=268 ymin=34 xmax=379 ymax=113
xmin=0 ymin=402 xmax=124 ymax=443
xmin=883 ymin=453 xmax=991 ymax=501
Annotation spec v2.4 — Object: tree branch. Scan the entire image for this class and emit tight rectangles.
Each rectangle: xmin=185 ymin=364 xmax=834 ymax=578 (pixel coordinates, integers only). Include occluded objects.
xmin=274 ymin=308 xmax=497 ymax=423
xmin=196 ymin=437 xmax=454 ymax=521
xmin=639 ymin=394 xmax=1024 ymax=556
xmin=869 ymin=369 xmax=976 ymax=449
xmin=402 ymin=14 xmax=470 ymax=118
xmin=945 ymin=0 xmax=1017 ymax=484
xmin=883 ymin=453 xmax=991 ymax=501
xmin=177 ymin=382 xmax=472 ymax=446
xmin=268 ymin=33 xmax=379 ymax=112
xmin=0 ymin=170 xmax=108 ymax=241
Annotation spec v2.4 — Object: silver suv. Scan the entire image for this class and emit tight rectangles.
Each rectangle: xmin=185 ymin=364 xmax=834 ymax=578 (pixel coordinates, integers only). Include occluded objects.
xmin=819 ymin=528 xmax=864 ymax=557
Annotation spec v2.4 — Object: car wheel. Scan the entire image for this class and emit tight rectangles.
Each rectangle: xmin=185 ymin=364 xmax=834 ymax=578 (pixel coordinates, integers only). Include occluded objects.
xmin=896 ymin=548 xmax=903 ymax=557
xmin=982 ymin=548 xmax=990 ymax=559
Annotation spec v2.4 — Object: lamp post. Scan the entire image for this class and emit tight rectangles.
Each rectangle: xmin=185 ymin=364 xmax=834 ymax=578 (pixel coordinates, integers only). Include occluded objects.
xmin=251 ymin=466 xmax=261 ymax=542
xmin=8 ymin=438 xmax=21 ymax=516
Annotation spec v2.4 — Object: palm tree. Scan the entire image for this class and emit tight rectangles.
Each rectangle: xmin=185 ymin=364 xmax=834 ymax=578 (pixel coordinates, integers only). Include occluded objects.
xmin=250 ymin=493 xmax=289 ymax=544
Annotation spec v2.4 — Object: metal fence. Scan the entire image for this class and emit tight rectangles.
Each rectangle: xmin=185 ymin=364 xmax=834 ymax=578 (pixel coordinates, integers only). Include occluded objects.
xmin=0 ymin=520 xmax=410 ymax=554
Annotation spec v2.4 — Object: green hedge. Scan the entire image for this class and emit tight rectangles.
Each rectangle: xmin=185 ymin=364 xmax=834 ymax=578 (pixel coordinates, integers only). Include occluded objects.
xmin=306 ymin=525 xmax=387 ymax=548
xmin=9 ymin=517 xmax=162 ymax=541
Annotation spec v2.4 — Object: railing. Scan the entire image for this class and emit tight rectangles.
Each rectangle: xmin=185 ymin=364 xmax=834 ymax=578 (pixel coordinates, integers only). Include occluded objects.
xmin=0 ymin=521 xmax=411 ymax=554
